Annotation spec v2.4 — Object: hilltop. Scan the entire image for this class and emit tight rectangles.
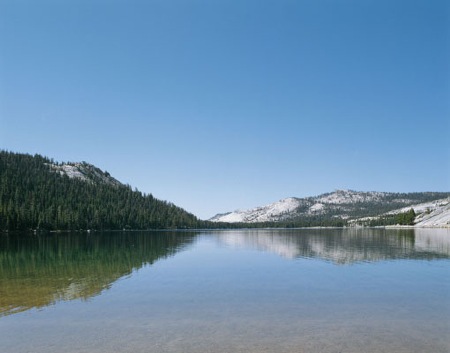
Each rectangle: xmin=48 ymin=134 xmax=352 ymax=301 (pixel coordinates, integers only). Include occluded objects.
xmin=0 ymin=151 xmax=206 ymax=231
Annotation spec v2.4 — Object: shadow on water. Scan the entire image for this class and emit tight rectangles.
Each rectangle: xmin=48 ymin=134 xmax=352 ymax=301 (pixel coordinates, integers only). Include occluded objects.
xmin=0 ymin=231 xmax=198 ymax=317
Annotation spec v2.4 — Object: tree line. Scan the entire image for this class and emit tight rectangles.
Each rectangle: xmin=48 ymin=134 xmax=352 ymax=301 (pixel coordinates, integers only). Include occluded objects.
xmin=1 ymin=150 xmax=446 ymax=231
xmin=0 ymin=151 xmax=208 ymax=231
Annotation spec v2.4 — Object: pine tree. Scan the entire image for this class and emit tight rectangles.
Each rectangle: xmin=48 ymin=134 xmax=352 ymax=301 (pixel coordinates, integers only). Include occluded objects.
xmin=0 ymin=151 xmax=205 ymax=230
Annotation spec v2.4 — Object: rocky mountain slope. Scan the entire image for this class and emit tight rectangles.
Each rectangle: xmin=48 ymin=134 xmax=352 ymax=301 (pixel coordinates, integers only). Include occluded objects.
xmin=210 ymin=197 xmax=301 ymax=223
xmin=210 ymin=190 xmax=450 ymax=226
xmin=349 ymin=198 xmax=450 ymax=228
xmin=46 ymin=162 xmax=122 ymax=186
xmin=414 ymin=200 xmax=450 ymax=227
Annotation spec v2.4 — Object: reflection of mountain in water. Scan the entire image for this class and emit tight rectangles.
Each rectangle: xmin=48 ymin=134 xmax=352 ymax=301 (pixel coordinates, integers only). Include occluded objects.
xmin=2 ymin=229 xmax=448 ymax=317
xmin=0 ymin=231 xmax=197 ymax=317
xmin=217 ymin=228 xmax=450 ymax=264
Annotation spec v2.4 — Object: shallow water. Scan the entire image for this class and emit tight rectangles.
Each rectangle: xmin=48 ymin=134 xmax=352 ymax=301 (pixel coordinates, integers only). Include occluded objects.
xmin=1 ymin=228 xmax=449 ymax=353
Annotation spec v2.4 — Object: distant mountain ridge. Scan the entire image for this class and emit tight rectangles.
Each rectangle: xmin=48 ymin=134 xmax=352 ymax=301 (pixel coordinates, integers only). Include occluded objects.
xmin=2 ymin=150 xmax=449 ymax=230
xmin=210 ymin=190 xmax=450 ymax=227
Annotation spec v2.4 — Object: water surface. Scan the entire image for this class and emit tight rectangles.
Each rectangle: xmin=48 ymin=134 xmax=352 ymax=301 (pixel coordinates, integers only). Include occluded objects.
xmin=1 ymin=228 xmax=449 ymax=353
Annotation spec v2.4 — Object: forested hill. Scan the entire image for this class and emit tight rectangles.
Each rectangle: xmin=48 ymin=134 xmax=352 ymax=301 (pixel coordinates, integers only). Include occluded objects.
xmin=0 ymin=151 xmax=206 ymax=231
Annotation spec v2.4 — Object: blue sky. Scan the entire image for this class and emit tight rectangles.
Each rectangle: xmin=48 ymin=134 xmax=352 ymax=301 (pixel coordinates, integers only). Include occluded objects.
xmin=1 ymin=0 xmax=449 ymax=219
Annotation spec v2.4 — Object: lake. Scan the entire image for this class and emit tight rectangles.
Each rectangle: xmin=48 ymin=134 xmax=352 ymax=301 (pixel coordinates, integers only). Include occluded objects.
xmin=0 ymin=228 xmax=449 ymax=353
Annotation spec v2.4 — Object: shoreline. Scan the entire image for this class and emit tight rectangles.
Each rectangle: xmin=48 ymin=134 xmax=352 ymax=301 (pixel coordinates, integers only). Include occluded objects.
xmin=1 ymin=225 xmax=449 ymax=235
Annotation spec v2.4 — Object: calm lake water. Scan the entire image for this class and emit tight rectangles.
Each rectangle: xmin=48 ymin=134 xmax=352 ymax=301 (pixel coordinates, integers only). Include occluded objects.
xmin=1 ymin=228 xmax=449 ymax=353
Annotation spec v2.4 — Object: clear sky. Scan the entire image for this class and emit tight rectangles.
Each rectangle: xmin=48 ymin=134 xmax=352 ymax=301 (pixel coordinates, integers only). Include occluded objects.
xmin=1 ymin=0 xmax=449 ymax=219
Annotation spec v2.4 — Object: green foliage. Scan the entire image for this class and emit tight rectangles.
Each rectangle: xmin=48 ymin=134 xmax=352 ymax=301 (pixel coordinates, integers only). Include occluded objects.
xmin=1 ymin=150 xmax=446 ymax=230
xmin=395 ymin=208 xmax=416 ymax=225
xmin=363 ymin=208 xmax=416 ymax=227
xmin=0 ymin=151 xmax=208 ymax=230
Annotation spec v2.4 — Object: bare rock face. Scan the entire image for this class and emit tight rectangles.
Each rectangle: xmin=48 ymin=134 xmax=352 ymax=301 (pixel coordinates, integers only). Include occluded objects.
xmin=47 ymin=162 xmax=122 ymax=187
xmin=210 ymin=190 xmax=450 ymax=227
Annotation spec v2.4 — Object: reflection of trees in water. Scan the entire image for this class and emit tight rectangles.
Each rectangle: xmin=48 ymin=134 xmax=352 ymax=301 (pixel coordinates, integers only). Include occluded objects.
xmin=2 ymin=229 xmax=448 ymax=317
xmin=217 ymin=228 xmax=450 ymax=264
xmin=0 ymin=231 xmax=197 ymax=316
